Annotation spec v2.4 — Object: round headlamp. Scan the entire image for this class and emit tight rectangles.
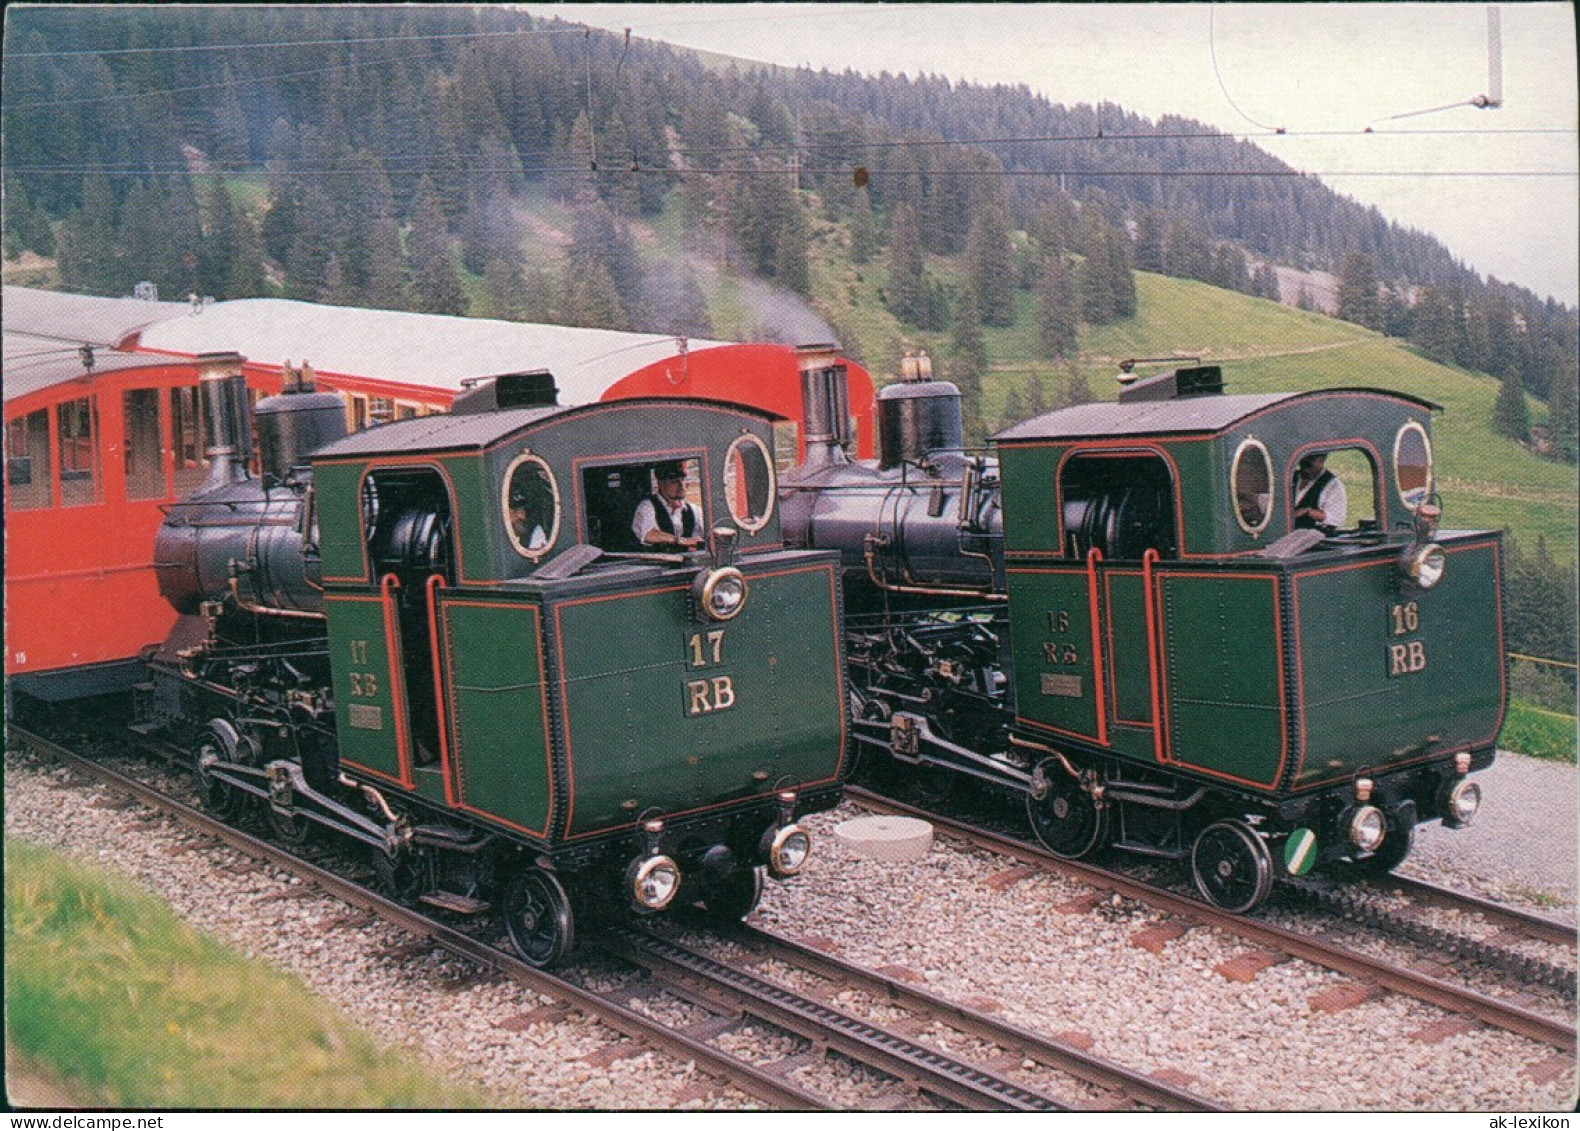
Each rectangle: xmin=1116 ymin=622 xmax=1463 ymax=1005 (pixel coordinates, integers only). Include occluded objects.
xmin=1401 ymin=543 xmax=1446 ymax=589
xmin=766 ymin=823 xmax=811 ymax=877
xmin=1440 ymin=778 xmax=1482 ymax=828
xmin=1346 ymin=804 xmax=1387 ymax=852
xmin=628 ymin=854 xmax=681 ymax=910
xmin=694 ymin=566 xmax=749 ymax=622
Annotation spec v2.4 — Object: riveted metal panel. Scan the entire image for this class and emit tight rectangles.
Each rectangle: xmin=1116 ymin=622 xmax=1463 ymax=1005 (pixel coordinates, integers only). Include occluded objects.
xmin=1289 ymin=535 xmax=1505 ymax=789
xmin=437 ymin=597 xmax=554 ymax=837
xmin=324 ymin=591 xmax=410 ymax=786
xmin=1158 ymin=570 xmax=1287 ymax=789
xmin=1103 ymin=570 xmax=1153 ymax=727
xmin=553 ymin=558 xmax=845 ymax=839
xmin=1006 ymin=567 xmax=1102 ymax=743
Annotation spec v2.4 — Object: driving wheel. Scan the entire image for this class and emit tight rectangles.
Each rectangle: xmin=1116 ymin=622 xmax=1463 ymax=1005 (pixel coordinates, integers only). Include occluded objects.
xmin=1191 ymin=818 xmax=1274 ymax=913
xmin=1025 ymin=759 xmax=1108 ymax=859
xmin=502 ymin=868 xmax=575 ymax=968
xmin=194 ymin=719 xmax=254 ymax=820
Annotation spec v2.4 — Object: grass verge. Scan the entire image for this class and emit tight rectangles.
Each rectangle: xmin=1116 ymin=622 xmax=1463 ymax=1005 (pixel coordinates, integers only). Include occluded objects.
xmin=1500 ymin=701 xmax=1578 ymax=764
xmin=4 ymin=837 xmax=486 ymax=1109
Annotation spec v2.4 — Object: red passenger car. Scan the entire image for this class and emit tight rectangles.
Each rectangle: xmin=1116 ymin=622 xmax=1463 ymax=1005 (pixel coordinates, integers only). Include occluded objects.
xmin=4 ymin=286 xmax=873 ymax=702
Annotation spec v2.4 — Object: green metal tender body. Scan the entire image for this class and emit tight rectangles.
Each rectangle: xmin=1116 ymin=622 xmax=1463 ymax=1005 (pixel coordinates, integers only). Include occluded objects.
xmin=307 ymin=396 xmax=845 ymax=959
xmin=992 ymin=372 xmax=1504 ymax=905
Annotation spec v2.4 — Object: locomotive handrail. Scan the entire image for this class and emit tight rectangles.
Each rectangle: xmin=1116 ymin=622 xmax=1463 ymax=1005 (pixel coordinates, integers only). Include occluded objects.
xmin=378 ymin=572 xmax=414 ymax=786
xmin=1086 ymin=548 xmax=1108 ymax=747
xmin=423 ymin=571 xmax=458 ymax=807
xmin=1142 ymin=548 xmax=1167 ymax=765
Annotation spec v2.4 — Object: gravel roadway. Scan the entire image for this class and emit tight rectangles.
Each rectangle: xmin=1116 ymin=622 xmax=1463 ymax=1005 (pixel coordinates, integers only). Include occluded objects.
xmin=4 ymin=743 xmax=1576 ymax=1112
xmin=1404 ymin=750 xmax=1578 ymax=910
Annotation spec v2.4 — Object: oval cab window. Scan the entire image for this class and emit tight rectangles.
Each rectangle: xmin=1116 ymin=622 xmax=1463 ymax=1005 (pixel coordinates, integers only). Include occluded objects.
xmin=1394 ymin=422 xmax=1433 ymax=512
xmin=1231 ymin=438 xmax=1273 ymax=535
xmin=503 ymin=453 xmax=559 ymax=559
xmin=723 ymin=434 xmax=776 ymax=533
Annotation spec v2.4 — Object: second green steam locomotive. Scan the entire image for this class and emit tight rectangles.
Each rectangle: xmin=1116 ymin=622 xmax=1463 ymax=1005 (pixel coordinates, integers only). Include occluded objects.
xmin=782 ymin=349 xmax=1503 ymax=913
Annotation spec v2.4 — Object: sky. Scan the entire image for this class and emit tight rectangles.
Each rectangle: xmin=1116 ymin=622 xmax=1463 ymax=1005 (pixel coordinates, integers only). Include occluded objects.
xmin=520 ymin=2 xmax=1579 ymax=307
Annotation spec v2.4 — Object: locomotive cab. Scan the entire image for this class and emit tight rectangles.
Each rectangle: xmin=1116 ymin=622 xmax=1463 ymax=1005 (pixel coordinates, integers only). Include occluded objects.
xmin=300 ymin=393 xmax=845 ymax=963
xmin=993 ymin=371 xmax=1503 ymax=910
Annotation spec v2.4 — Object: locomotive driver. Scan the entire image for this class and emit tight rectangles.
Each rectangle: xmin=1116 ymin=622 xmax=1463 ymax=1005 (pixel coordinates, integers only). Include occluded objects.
xmin=633 ymin=460 xmax=704 ymax=549
xmin=1292 ymin=450 xmax=1347 ymax=535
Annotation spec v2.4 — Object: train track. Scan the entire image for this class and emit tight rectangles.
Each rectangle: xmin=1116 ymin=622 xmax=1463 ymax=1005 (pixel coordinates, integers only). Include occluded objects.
xmin=847 ymin=786 xmax=1577 ymax=1055
xmin=5 ymin=724 xmax=1217 ymax=1111
xmin=601 ymin=922 xmax=1217 ymax=1111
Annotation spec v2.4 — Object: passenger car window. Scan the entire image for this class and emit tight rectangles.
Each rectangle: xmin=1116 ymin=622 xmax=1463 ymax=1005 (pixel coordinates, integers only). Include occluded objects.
xmin=57 ymin=396 xmax=98 ymax=506
xmin=123 ymin=388 xmax=167 ymax=501
xmin=1394 ymin=423 xmax=1433 ymax=512
xmin=1231 ymin=438 xmax=1273 ymax=535
xmin=723 ymin=434 xmax=776 ymax=533
xmin=5 ymin=408 xmax=52 ymax=509
xmin=503 ymin=453 xmax=559 ymax=559
xmin=170 ymin=386 xmax=210 ymax=494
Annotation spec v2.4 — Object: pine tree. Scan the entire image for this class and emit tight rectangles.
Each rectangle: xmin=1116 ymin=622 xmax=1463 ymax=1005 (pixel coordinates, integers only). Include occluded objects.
xmin=1412 ymin=286 xmax=1460 ymax=366
xmin=2 ymin=177 xmax=55 ymax=259
xmin=483 ymin=258 xmax=528 ymax=321
xmin=951 ymin=286 xmax=987 ymax=371
xmin=1337 ymin=252 xmax=1381 ymax=329
xmin=1078 ymin=211 xmax=1116 ymax=325
xmin=965 ymin=201 xmax=1015 ymax=326
xmin=1548 ymin=366 xmax=1579 ymax=463
xmin=1132 ymin=209 xmax=1166 ymax=273
xmin=1038 ymin=255 xmax=1079 ymax=359
xmin=849 ymin=185 xmax=879 ymax=265
xmin=1493 ymin=370 xmax=1530 ymax=442
xmin=885 ymin=202 xmax=927 ymax=327
xmin=999 ymin=383 xmax=1024 ymax=432
xmin=407 ymin=176 xmax=466 ymax=316
xmin=1024 ymin=374 xmax=1047 ymax=419
xmin=559 ymin=258 xmax=628 ymax=330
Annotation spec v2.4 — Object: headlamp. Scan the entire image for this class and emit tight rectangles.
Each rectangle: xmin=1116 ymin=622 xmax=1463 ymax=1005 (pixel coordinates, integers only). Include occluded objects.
xmin=694 ymin=566 xmax=749 ymax=621
xmin=1401 ymin=543 xmax=1445 ymax=589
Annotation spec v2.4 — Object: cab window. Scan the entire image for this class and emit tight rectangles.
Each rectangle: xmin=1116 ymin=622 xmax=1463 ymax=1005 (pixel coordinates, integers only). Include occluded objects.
xmin=1291 ymin=447 xmax=1378 ymax=532
xmin=502 ymin=453 xmax=559 ymax=559
xmin=1231 ymin=438 xmax=1273 ymax=535
xmin=1394 ymin=423 xmax=1433 ymax=512
xmin=581 ymin=457 xmax=704 ymax=552
xmin=723 ymin=434 xmax=776 ymax=533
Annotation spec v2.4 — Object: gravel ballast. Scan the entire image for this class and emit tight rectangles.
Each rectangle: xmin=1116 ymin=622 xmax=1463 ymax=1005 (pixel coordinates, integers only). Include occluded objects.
xmin=5 ymin=743 xmax=1575 ymax=1111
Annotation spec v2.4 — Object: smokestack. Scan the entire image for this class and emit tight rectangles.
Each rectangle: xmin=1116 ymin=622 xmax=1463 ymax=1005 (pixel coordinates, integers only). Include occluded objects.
xmin=796 ymin=343 xmax=851 ymax=468
xmin=197 ymin=351 xmax=251 ymax=491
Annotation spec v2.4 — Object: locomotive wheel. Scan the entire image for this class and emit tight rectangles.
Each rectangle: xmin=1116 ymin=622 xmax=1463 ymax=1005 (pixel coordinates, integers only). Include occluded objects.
xmin=701 ymin=867 xmax=763 ymax=922
xmin=502 ymin=868 xmax=575 ymax=968
xmin=194 ymin=720 xmax=253 ymax=820
xmin=268 ymin=806 xmax=314 ymax=846
xmin=1025 ymin=762 xmax=1108 ymax=859
xmin=1191 ymin=819 xmax=1274 ymax=913
xmin=370 ymin=845 xmax=427 ymax=904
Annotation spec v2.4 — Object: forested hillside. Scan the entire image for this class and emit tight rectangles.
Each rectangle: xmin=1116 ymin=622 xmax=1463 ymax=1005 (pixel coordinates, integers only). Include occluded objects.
xmin=3 ymin=3 xmax=1576 ymax=464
